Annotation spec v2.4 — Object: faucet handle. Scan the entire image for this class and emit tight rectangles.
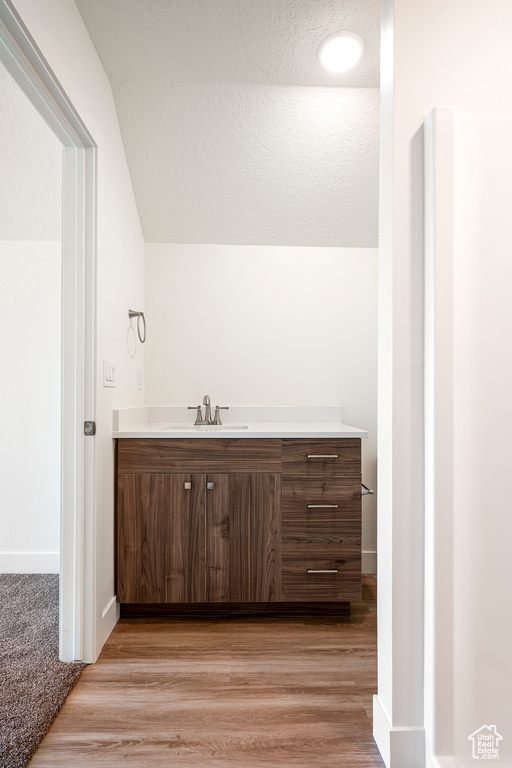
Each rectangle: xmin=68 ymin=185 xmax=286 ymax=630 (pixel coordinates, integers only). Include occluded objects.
xmin=187 ymin=405 xmax=204 ymax=425
xmin=212 ymin=406 xmax=229 ymax=425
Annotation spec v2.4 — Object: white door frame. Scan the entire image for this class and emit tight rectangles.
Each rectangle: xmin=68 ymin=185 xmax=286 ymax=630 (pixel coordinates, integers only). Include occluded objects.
xmin=0 ymin=0 xmax=96 ymax=662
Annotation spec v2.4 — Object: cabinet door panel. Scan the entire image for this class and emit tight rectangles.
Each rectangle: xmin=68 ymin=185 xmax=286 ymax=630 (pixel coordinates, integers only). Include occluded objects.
xmin=206 ymin=474 xmax=281 ymax=602
xmin=205 ymin=474 xmax=244 ymax=602
xmin=117 ymin=474 xmax=167 ymax=603
xmin=249 ymin=474 xmax=281 ymax=602
xmin=166 ymin=474 xmax=205 ymax=602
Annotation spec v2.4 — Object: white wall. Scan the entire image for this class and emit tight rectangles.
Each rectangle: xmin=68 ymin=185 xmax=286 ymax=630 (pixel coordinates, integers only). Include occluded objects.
xmin=145 ymin=243 xmax=378 ymax=570
xmin=425 ymin=109 xmax=512 ymax=768
xmin=9 ymin=0 xmax=146 ymax=658
xmin=0 ymin=242 xmax=61 ymax=572
xmin=376 ymin=1 xmax=512 ymax=766
xmin=450 ymin=117 xmax=512 ymax=767
xmin=0 ymin=61 xmax=61 ymax=240
xmin=0 ymin=60 xmax=62 ymax=574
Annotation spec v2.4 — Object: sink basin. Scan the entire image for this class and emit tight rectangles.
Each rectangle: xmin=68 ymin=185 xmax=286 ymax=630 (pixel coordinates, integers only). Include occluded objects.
xmin=160 ymin=424 xmax=248 ymax=431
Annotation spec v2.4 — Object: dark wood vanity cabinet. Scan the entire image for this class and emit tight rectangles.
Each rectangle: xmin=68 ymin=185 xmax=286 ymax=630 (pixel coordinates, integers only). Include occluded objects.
xmin=116 ymin=437 xmax=362 ymax=607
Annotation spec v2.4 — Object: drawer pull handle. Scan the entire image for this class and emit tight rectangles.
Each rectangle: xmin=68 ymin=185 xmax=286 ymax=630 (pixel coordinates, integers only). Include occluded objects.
xmin=307 ymin=454 xmax=338 ymax=458
xmin=307 ymin=569 xmax=338 ymax=574
xmin=307 ymin=504 xmax=338 ymax=508
xmin=184 ymin=482 xmax=192 ymax=490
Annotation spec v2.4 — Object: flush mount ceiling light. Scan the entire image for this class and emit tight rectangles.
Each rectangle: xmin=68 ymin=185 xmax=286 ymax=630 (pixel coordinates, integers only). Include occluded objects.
xmin=318 ymin=31 xmax=365 ymax=72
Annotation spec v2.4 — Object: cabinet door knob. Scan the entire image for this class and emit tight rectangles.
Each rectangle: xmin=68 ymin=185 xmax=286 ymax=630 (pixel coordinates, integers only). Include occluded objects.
xmin=207 ymin=481 xmax=215 ymax=490
xmin=184 ymin=482 xmax=192 ymax=490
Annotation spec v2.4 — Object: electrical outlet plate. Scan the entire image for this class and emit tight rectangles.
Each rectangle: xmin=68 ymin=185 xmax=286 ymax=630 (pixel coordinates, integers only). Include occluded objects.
xmin=103 ymin=359 xmax=116 ymax=387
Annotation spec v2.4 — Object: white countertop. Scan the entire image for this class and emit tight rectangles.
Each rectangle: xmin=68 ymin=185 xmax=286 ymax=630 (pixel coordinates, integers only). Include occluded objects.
xmin=113 ymin=406 xmax=368 ymax=439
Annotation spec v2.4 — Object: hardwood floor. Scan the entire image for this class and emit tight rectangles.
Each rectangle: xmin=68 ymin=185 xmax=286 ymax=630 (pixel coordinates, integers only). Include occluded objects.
xmin=30 ymin=576 xmax=383 ymax=767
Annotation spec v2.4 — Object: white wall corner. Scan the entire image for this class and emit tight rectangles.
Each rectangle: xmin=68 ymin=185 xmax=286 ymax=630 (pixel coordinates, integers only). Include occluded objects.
xmin=373 ymin=695 xmax=426 ymax=768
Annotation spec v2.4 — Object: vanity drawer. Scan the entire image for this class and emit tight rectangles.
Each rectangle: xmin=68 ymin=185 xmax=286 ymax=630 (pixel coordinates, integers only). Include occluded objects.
xmin=281 ymin=540 xmax=361 ymax=602
xmin=283 ymin=514 xmax=361 ymax=539
xmin=283 ymin=478 xmax=361 ymax=537
xmin=117 ymin=438 xmax=282 ymax=473
xmin=281 ymin=439 xmax=361 ymax=477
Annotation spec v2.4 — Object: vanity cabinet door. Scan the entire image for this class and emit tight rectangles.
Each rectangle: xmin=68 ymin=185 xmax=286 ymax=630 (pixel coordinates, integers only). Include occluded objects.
xmin=117 ymin=471 xmax=281 ymax=604
xmin=205 ymin=473 xmax=281 ymax=603
xmin=117 ymin=473 xmax=205 ymax=603
xmin=166 ymin=474 xmax=206 ymax=603
xmin=117 ymin=473 xmax=168 ymax=603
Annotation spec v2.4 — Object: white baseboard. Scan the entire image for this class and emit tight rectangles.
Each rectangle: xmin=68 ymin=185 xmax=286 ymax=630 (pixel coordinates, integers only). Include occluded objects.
xmin=91 ymin=594 xmax=120 ymax=663
xmin=373 ymin=694 xmax=392 ymax=766
xmin=373 ymin=695 xmax=426 ymax=768
xmin=0 ymin=552 xmax=59 ymax=573
xmin=426 ymin=755 xmax=458 ymax=768
xmin=362 ymin=550 xmax=377 ymax=573
xmin=101 ymin=594 xmax=118 ymax=620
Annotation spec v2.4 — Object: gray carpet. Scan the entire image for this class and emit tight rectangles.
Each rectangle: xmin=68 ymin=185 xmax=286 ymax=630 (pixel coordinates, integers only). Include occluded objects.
xmin=0 ymin=574 xmax=86 ymax=768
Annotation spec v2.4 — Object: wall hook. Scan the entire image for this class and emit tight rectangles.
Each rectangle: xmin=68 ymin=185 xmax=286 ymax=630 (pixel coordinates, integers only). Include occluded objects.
xmin=128 ymin=310 xmax=146 ymax=343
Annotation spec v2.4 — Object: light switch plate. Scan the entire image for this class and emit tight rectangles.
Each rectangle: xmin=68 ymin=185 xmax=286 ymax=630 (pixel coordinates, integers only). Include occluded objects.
xmin=103 ymin=359 xmax=116 ymax=387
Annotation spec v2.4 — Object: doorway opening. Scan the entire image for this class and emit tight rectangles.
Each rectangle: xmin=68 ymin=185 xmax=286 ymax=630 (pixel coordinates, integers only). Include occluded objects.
xmin=0 ymin=0 xmax=96 ymax=662
xmin=0 ymin=58 xmax=62 ymax=580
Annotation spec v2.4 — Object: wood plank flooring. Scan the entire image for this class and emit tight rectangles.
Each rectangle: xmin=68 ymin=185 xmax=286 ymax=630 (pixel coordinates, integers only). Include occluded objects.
xmin=30 ymin=576 xmax=383 ymax=767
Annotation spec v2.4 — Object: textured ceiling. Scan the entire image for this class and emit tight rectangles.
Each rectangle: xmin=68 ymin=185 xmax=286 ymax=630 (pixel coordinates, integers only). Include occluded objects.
xmin=75 ymin=0 xmax=380 ymax=245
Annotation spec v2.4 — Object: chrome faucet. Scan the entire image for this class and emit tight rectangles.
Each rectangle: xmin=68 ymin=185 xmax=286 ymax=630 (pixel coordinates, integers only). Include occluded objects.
xmin=187 ymin=395 xmax=229 ymax=425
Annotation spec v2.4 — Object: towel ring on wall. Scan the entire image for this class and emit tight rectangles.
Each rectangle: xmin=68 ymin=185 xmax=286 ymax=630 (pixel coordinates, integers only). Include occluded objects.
xmin=128 ymin=310 xmax=146 ymax=343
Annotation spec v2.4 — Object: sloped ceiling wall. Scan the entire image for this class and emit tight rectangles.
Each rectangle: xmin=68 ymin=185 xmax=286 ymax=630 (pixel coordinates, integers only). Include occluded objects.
xmin=75 ymin=0 xmax=380 ymax=246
